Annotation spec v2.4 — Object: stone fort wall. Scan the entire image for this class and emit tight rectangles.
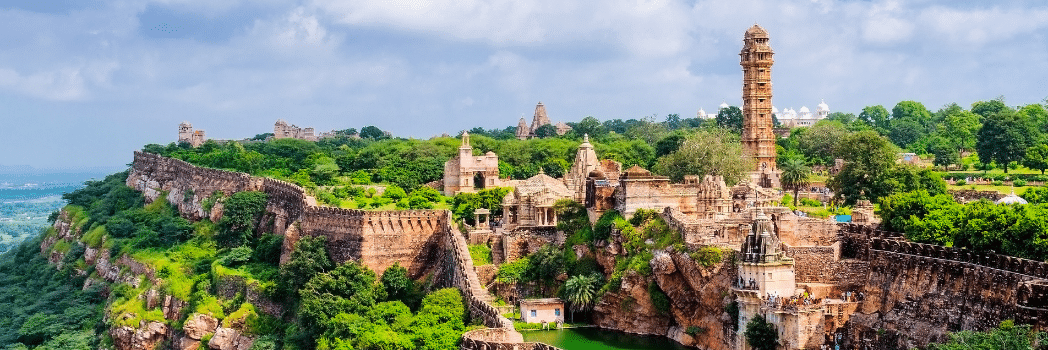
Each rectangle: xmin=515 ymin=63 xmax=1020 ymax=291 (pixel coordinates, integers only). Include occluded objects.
xmin=127 ymin=152 xmax=547 ymax=349
xmin=126 ymin=151 xmax=449 ymax=279
xmin=837 ymin=223 xmax=1048 ymax=350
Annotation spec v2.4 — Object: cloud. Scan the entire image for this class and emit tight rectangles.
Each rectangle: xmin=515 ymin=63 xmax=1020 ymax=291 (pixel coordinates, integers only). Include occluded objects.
xmin=3 ymin=0 xmax=1048 ymax=169
xmin=920 ymin=5 xmax=1048 ymax=48
xmin=310 ymin=0 xmax=693 ymax=57
xmin=0 ymin=67 xmax=87 ymax=101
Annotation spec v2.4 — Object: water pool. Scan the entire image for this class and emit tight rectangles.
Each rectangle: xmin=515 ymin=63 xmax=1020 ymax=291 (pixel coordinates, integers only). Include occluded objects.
xmin=520 ymin=327 xmax=692 ymax=350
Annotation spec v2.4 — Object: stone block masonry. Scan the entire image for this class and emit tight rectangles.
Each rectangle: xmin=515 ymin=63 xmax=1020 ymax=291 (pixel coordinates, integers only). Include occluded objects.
xmin=126 ymin=151 xmax=449 ymax=280
xmin=838 ymin=223 xmax=1048 ymax=350
xmin=126 ymin=152 xmax=558 ymax=349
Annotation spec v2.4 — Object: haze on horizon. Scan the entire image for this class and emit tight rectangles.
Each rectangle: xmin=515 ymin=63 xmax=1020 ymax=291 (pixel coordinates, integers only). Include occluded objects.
xmin=1 ymin=0 xmax=1046 ymax=170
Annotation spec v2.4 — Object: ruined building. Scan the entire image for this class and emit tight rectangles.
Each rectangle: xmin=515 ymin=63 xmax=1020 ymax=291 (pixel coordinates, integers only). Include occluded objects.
xmin=740 ymin=24 xmax=780 ymax=188
xmin=501 ymin=171 xmax=573 ymax=230
xmin=273 ymin=119 xmax=336 ymax=141
xmin=443 ymin=132 xmax=501 ymax=196
xmin=177 ymin=122 xmax=206 ymax=147
xmin=515 ymin=102 xmax=571 ymax=139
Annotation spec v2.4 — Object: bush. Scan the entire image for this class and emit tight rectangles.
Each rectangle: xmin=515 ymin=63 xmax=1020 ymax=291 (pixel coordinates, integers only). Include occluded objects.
xmin=593 ymin=210 xmax=623 ymax=242
xmin=468 ymin=244 xmax=492 ymax=266
xmin=992 ymin=180 xmax=1004 ymax=186
xmin=799 ymin=198 xmax=821 ymax=207
xmin=954 ymin=179 xmax=967 ymax=186
xmin=648 ymin=282 xmax=671 ymax=315
xmin=1014 ymin=179 xmax=1027 ymax=187
xmin=690 ymin=246 xmax=723 ymax=267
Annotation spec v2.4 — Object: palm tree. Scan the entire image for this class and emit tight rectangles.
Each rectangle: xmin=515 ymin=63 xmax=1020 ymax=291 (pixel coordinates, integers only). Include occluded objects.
xmin=780 ymin=158 xmax=811 ymax=207
xmin=563 ymin=274 xmax=599 ymax=323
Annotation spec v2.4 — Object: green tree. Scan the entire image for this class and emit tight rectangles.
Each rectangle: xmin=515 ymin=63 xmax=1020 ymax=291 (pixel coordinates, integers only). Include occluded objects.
xmin=298 ymin=262 xmax=386 ymax=334
xmin=654 ymin=128 xmax=753 ymax=185
xmin=1022 ymin=187 xmax=1048 ymax=204
xmin=929 ymin=137 xmax=961 ymax=169
xmin=216 ymin=191 xmax=269 ymax=248
xmin=359 ymin=126 xmax=388 ymax=140
xmin=976 ymin=109 xmax=1036 ymax=173
xmin=563 ymin=274 xmax=600 ymax=322
xmin=716 ymin=106 xmax=744 ymax=133
xmin=827 ymin=131 xmax=898 ymax=205
xmin=779 ymin=158 xmax=811 ymax=207
xmin=381 ymin=263 xmax=420 ymax=310
xmin=939 ymin=110 xmax=981 ymax=152
xmin=971 ymin=99 xmax=1009 ymax=121
xmin=534 ymin=124 xmax=559 ymax=138
xmin=928 ymin=320 xmax=1042 ymax=350
xmin=794 ymin=120 xmax=847 ymax=165
xmin=825 ymin=112 xmax=856 ymax=125
xmin=573 ymin=116 xmax=606 ymax=139
xmin=310 ymin=156 xmax=341 ymax=185
xmin=279 ymin=235 xmax=334 ymax=296
xmin=1023 ymin=144 xmax=1048 ymax=174
xmin=744 ymin=314 xmax=778 ymax=350
xmin=858 ymin=105 xmax=890 ymax=133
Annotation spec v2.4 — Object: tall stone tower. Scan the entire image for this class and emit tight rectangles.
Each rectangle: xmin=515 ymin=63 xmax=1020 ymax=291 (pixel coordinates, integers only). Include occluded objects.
xmin=740 ymin=24 xmax=779 ymax=188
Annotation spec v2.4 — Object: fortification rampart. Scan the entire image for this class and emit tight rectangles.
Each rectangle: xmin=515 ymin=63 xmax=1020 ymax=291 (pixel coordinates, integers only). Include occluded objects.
xmin=127 ymin=152 xmax=449 ymax=279
xmin=837 ymin=223 xmax=1048 ymax=349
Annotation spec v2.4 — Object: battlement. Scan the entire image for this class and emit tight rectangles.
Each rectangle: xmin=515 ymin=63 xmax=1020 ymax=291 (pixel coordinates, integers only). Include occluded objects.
xmin=839 ymin=223 xmax=1048 ymax=348
xmin=839 ymin=223 xmax=1048 ymax=279
xmin=128 ymin=152 xmax=453 ymax=279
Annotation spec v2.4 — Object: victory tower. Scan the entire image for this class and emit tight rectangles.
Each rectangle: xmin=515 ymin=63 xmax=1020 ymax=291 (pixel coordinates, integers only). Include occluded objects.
xmin=740 ymin=24 xmax=779 ymax=188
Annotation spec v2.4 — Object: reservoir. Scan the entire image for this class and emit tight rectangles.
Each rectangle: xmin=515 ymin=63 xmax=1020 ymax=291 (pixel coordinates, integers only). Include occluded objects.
xmin=521 ymin=328 xmax=693 ymax=350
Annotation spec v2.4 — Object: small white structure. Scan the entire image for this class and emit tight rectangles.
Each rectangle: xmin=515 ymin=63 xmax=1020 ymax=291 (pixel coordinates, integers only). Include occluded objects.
xmin=520 ymin=298 xmax=565 ymax=324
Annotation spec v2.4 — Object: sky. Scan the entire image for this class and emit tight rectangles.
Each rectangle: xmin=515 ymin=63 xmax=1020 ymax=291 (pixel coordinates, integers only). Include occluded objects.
xmin=1 ymin=0 xmax=1047 ymax=170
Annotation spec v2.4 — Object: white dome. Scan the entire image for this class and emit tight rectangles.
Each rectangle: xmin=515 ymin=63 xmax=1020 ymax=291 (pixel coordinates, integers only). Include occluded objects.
xmin=697 ymin=109 xmax=707 ymax=118
xmin=996 ymin=190 xmax=1028 ymax=205
xmin=771 ymin=106 xmax=779 ymax=114
xmin=817 ymin=99 xmax=829 ymax=112
xmin=799 ymin=106 xmax=810 ymax=113
xmin=719 ymin=101 xmax=729 ymax=109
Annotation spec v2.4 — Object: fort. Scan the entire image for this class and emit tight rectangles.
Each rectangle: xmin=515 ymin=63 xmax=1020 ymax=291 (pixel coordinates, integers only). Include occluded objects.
xmin=102 ymin=24 xmax=1048 ymax=350
xmin=121 ymin=146 xmax=1048 ymax=350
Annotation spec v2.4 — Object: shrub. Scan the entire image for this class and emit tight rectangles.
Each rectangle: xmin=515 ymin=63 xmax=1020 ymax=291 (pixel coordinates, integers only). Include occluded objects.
xmin=468 ymin=244 xmax=492 ymax=266
xmin=954 ymin=179 xmax=967 ymax=186
xmin=690 ymin=246 xmax=723 ymax=267
xmin=648 ymin=282 xmax=671 ymax=315
xmin=1014 ymin=179 xmax=1027 ymax=187
xmin=593 ymin=210 xmax=623 ymax=242
xmin=799 ymin=198 xmax=821 ymax=207
xmin=685 ymin=326 xmax=706 ymax=336
xmin=992 ymin=180 xmax=1004 ymax=186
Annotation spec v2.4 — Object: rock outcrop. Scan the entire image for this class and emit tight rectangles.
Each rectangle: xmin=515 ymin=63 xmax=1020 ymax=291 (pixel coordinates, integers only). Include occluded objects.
xmin=651 ymin=250 xmax=737 ymax=350
xmin=110 ymin=322 xmax=169 ymax=350
xmin=208 ymin=328 xmax=254 ymax=350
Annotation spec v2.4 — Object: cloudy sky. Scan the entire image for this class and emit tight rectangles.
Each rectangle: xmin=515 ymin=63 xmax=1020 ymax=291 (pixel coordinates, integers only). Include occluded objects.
xmin=2 ymin=0 xmax=1047 ymax=169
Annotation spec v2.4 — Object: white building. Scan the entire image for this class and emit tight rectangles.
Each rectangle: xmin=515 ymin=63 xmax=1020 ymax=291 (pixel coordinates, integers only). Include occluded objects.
xmin=774 ymin=100 xmax=830 ymax=127
xmin=697 ymin=101 xmax=732 ymax=120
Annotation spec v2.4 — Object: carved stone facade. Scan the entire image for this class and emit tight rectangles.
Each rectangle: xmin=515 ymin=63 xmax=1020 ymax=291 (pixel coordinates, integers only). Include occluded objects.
xmin=740 ymin=24 xmax=780 ymax=188
xmin=501 ymin=172 xmax=573 ymax=230
xmin=443 ymin=132 xmax=500 ymax=196
xmin=178 ymin=122 xmax=206 ymax=147
xmin=564 ymin=135 xmax=599 ymax=202
xmin=605 ymin=165 xmax=776 ymax=219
